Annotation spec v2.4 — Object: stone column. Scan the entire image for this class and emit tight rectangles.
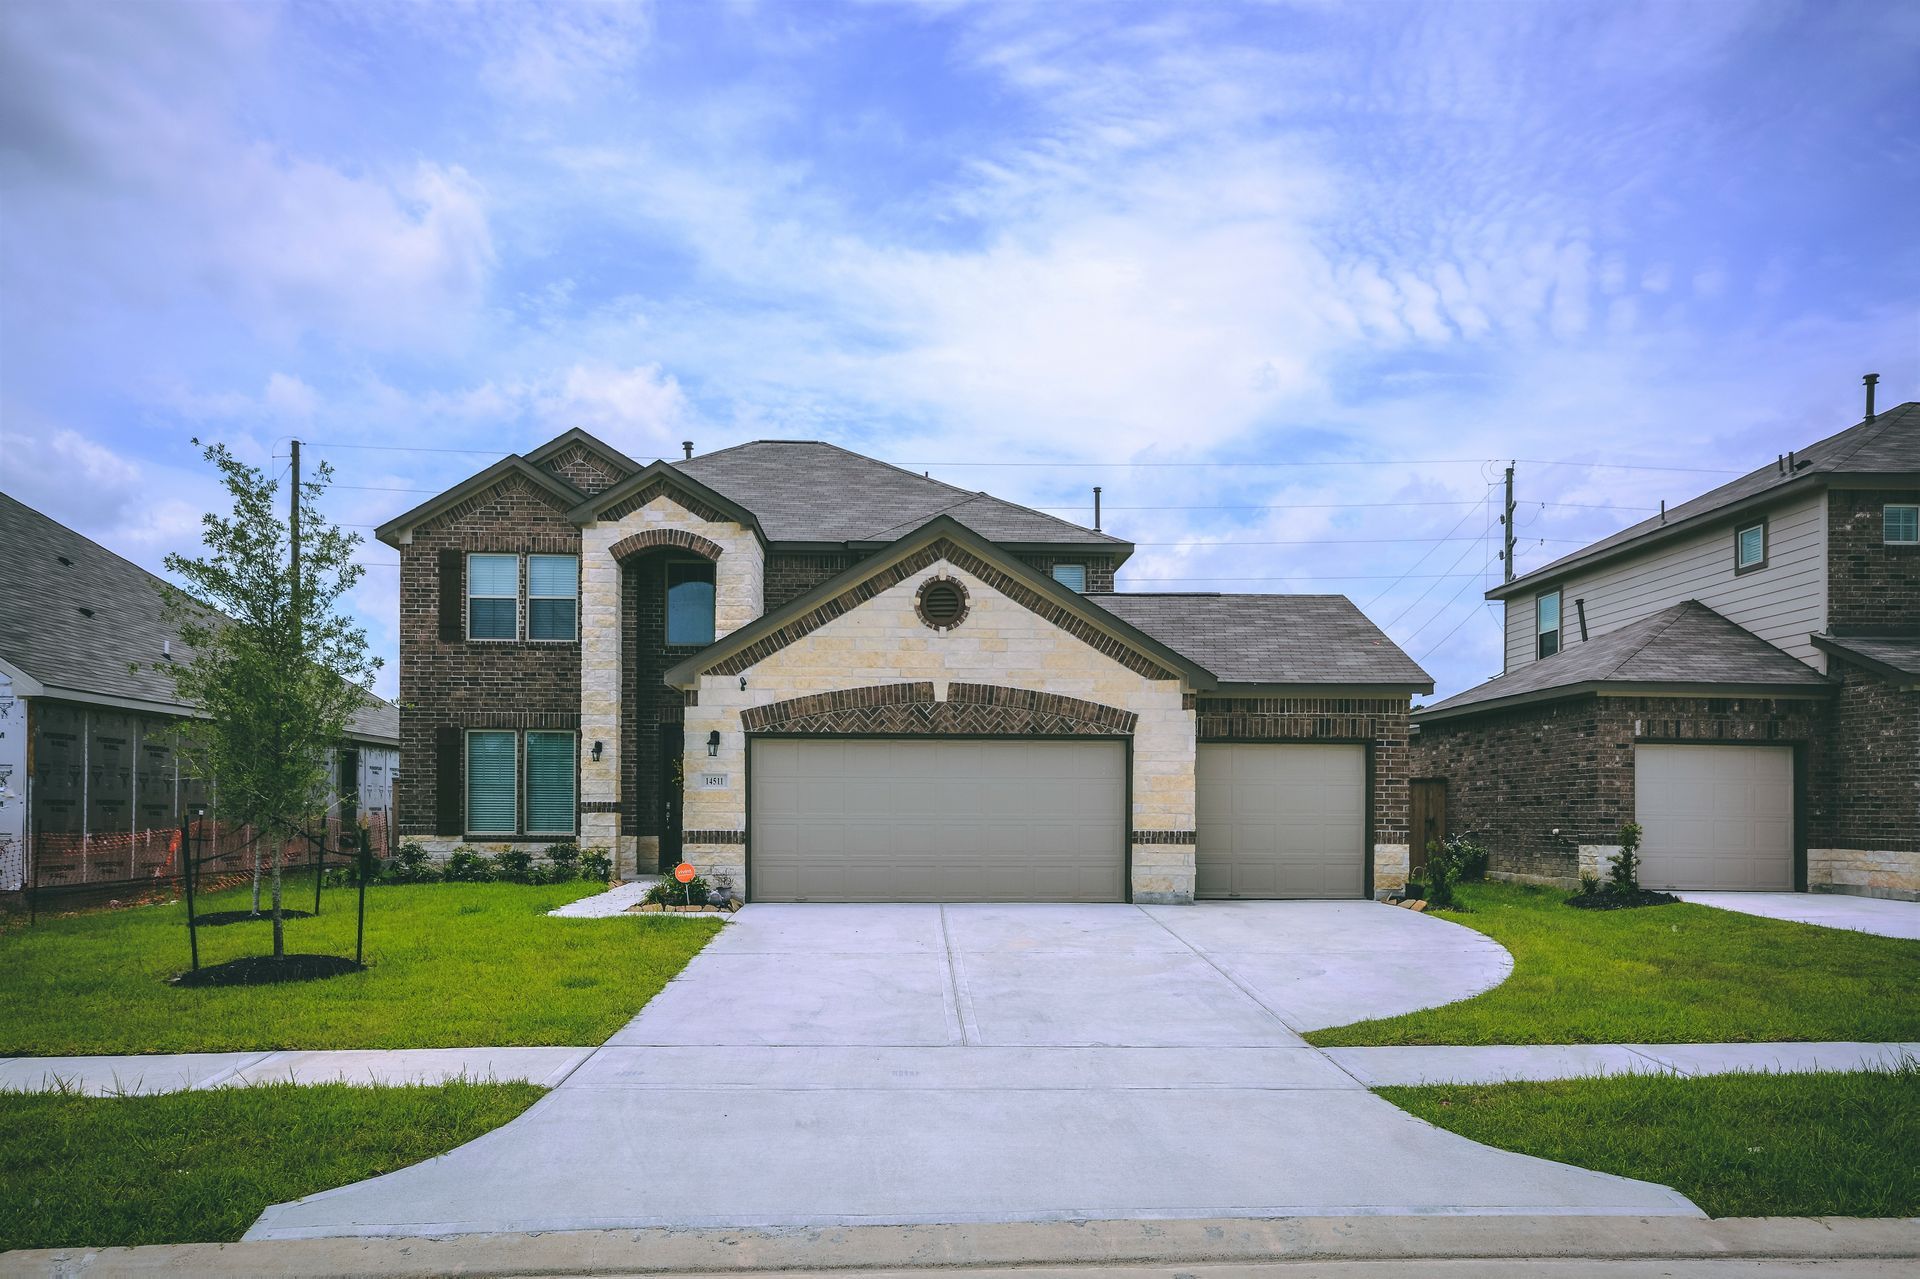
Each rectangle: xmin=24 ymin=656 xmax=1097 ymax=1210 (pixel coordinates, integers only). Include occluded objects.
xmin=579 ymin=528 xmax=623 ymax=866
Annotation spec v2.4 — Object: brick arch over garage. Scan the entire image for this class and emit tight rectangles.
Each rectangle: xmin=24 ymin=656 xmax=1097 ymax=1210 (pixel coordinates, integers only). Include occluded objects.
xmin=740 ymin=681 xmax=1138 ymax=736
xmin=609 ymin=528 xmax=724 ymax=564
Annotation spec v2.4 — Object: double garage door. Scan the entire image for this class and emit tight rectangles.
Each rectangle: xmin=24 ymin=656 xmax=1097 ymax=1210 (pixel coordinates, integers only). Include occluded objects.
xmin=747 ymin=737 xmax=1369 ymax=903
xmin=1633 ymin=744 xmax=1794 ymax=891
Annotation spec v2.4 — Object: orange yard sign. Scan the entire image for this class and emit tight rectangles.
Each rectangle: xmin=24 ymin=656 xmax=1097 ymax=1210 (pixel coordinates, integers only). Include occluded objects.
xmin=673 ymin=862 xmax=697 ymax=884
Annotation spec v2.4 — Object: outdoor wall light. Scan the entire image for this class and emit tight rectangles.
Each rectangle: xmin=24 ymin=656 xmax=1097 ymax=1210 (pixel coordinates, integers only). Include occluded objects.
xmin=706 ymin=730 xmax=722 ymax=757
xmin=739 ymin=675 xmax=748 ymax=691
xmin=591 ymin=740 xmax=604 ymax=762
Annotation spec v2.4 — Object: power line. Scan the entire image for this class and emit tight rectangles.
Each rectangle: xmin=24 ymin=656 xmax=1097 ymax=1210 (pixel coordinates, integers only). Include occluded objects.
xmin=1038 ymin=500 xmax=1660 ymax=514
xmin=1362 ymin=488 xmax=1493 ymax=609
xmin=1136 ymin=536 xmax=1585 ymax=548
xmin=901 ymin=458 xmax=1740 ymax=475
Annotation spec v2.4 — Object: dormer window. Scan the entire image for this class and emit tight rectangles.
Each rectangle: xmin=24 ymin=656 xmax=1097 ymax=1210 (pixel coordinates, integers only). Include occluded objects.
xmin=1886 ymin=504 xmax=1919 ymax=545
xmin=1051 ymin=563 xmax=1087 ymax=592
xmin=666 ymin=562 xmax=716 ymax=646
xmin=1735 ymin=519 xmax=1768 ymax=574
xmin=1535 ymin=589 xmax=1561 ymax=660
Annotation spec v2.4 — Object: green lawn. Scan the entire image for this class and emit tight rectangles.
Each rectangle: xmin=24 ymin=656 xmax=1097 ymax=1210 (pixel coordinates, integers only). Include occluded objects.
xmin=0 ymin=1080 xmax=544 ymax=1250
xmin=0 ymin=882 xmax=718 ymax=1055
xmin=1308 ymin=882 xmax=1920 ymax=1046
xmin=1382 ymin=1064 xmax=1920 ymax=1218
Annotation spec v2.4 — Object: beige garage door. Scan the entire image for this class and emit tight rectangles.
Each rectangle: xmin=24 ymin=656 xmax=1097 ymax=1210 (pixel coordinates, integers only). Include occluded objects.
xmin=749 ymin=738 xmax=1127 ymax=902
xmin=1633 ymin=744 xmax=1794 ymax=890
xmin=1196 ymin=744 xmax=1367 ymax=899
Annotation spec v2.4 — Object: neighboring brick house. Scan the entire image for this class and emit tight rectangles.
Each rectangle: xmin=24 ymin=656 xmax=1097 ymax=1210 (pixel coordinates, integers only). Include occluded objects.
xmin=0 ymin=493 xmax=400 ymax=901
xmin=1410 ymin=399 xmax=1920 ymax=899
xmin=377 ymin=431 xmax=1432 ymax=903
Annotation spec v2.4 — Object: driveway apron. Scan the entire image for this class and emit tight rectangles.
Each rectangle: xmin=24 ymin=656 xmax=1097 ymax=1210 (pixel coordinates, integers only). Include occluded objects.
xmin=248 ymin=901 xmax=1699 ymax=1239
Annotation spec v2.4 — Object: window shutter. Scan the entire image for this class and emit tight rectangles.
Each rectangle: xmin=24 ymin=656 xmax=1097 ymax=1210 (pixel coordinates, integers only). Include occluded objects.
xmin=434 ymin=725 xmax=462 ymax=833
xmin=438 ymin=550 xmax=463 ymax=642
xmin=525 ymin=733 xmax=577 ymax=834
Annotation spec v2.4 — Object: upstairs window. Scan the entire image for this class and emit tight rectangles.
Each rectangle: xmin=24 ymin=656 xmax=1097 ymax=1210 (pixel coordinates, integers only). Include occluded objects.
xmin=1051 ymin=563 xmax=1088 ymax=592
xmin=467 ymin=554 xmax=518 ymax=640
xmin=528 ymin=554 xmax=579 ymax=641
xmin=666 ymin=562 xmax=716 ymax=646
xmin=1535 ymin=589 xmax=1561 ymax=660
xmin=1735 ymin=520 xmax=1768 ymax=573
xmin=1886 ymin=504 xmax=1920 ymax=546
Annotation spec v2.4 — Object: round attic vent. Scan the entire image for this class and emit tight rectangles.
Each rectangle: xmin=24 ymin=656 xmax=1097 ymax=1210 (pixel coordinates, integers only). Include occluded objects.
xmin=915 ymin=577 xmax=968 ymax=631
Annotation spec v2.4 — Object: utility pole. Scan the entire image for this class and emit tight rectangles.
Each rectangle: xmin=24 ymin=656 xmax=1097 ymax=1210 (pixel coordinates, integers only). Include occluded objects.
xmin=289 ymin=438 xmax=302 ymax=625
xmin=1501 ymin=463 xmax=1516 ymax=583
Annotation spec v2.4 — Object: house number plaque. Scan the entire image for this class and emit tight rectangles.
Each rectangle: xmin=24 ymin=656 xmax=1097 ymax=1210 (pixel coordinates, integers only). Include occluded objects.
xmin=694 ymin=771 xmax=729 ymax=790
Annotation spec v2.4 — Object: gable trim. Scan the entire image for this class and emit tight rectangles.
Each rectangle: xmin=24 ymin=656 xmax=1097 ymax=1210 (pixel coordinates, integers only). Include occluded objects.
xmin=662 ymin=516 xmax=1214 ymax=689
xmin=376 ymin=456 xmax=584 ymax=546
xmin=1413 ymin=678 xmax=1835 ymax=725
xmin=568 ymin=460 xmax=764 ymax=535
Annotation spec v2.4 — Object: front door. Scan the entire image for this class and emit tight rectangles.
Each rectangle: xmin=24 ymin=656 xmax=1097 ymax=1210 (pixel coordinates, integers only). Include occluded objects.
xmin=659 ymin=722 xmax=684 ymax=874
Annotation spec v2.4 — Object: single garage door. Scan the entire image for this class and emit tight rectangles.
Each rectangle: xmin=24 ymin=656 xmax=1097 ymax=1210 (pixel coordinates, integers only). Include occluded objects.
xmin=1633 ymin=744 xmax=1794 ymax=890
xmin=749 ymin=738 xmax=1127 ymax=902
xmin=1196 ymin=743 xmax=1366 ymax=899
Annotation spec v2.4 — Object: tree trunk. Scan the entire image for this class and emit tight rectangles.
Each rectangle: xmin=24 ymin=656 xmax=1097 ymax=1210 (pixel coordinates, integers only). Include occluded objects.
xmin=270 ymin=835 xmax=285 ymax=959
xmin=251 ymin=833 xmax=262 ymax=915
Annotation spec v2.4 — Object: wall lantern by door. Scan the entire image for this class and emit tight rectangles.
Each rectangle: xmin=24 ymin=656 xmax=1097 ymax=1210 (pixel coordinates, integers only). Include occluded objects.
xmin=706 ymin=731 xmax=722 ymax=757
xmin=590 ymin=740 xmax=604 ymax=762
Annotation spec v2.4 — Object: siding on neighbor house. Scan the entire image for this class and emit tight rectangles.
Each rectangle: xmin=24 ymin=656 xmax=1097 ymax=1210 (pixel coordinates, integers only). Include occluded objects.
xmin=1503 ymin=489 xmax=1828 ymax=673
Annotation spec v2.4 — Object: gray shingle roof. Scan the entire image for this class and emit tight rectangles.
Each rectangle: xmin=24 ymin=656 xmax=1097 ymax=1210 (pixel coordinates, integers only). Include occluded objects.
xmin=0 ymin=492 xmax=398 ymax=743
xmin=1813 ymin=633 xmax=1920 ymax=683
xmin=1085 ymin=593 xmax=1432 ymax=689
xmin=677 ymin=441 xmax=1128 ymax=550
xmin=1415 ymin=600 xmax=1831 ymax=721
xmin=1496 ymin=401 xmax=1920 ymax=597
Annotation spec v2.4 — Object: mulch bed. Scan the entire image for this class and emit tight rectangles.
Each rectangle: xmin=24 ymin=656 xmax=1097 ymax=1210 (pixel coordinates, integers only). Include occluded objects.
xmin=1565 ymin=888 xmax=1681 ymax=910
xmin=190 ymin=909 xmax=315 ymax=927
xmin=169 ymin=954 xmax=364 ymax=987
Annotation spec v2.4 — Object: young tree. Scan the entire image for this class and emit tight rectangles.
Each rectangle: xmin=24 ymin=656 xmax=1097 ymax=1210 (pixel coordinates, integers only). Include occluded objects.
xmin=145 ymin=442 xmax=381 ymax=959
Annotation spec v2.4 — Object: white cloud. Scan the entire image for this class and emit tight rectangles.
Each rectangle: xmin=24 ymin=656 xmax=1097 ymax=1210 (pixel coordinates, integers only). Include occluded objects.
xmin=538 ymin=364 xmax=692 ymax=454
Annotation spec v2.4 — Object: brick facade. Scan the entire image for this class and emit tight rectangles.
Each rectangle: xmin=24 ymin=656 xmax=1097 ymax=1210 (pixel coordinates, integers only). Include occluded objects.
xmin=761 ymin=550 xmax=1120 ymax=612
xmin=1827 ymin=488 xmax=1920 ymax=632
xmin=1816 ymin=658 xmax=1919 ymax=856
xmin=1409 ymin=694 xmax=1829 ymax=886
xmin=397 ymin=472 xmax=582 ymax=838
xmin=741 ymin=681 xmax=1139 ymax=736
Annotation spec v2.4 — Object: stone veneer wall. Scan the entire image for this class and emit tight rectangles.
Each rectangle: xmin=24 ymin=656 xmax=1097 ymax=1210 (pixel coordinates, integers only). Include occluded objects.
xmin=1408 ymin=694 xmax=1829 ymax=888
xmin=1827 ymin=488 xmax=1920 ymax=632
xmin=1197 ymin=696 xmax=1413 ymax=897
xmin=1810 ymin=657 xmax=1919 ymax=899
xmin=580 ymin=494 xmax=764 ymax=869
xmin=396 ymin=472 xmax=582 ymax=840
xmin=680 ymin=555 xmax=1196 ymax=902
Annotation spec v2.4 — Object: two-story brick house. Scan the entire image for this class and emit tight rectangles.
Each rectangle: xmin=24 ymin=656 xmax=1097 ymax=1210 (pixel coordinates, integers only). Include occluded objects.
xmin=377 ymin=430 xmax=1432 ymax=903
xmin=1410 ymin=398 xmax=1919 ymax=899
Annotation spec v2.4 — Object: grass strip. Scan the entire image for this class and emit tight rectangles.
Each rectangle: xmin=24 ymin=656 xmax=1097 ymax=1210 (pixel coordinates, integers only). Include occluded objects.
xmin=1380 ymin=1063 xmax=1920 ymax=1218
xmin=0 ymin=1079 xmax=545 ymax=1249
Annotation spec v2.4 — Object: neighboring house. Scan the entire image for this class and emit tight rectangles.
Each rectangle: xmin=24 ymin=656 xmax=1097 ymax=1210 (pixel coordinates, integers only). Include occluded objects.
xmin=0 ymin=493 xmax=400 ymax=899
xmin=377 ymin=431 xmax=1432 ymax=903
xmin=1410 ymin=398 xmax=1920 ymax=900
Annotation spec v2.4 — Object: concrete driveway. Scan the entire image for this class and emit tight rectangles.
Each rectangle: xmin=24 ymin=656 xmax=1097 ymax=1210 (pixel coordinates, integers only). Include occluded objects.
xmin=1675 ymin=891 xmax=1920 ymax=940
xmin=249 ymin=902 xmax=1699 ymax=1239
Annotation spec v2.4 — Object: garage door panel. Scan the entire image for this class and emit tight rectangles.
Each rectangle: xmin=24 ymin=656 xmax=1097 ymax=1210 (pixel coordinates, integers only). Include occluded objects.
xmin=1633 ymin=744 xmax=1793 ymax=891
xmin=749 ymin=738 xmax=1126 ymax=902
xmin=1196 ymin=744 xmax=1366 ymax=900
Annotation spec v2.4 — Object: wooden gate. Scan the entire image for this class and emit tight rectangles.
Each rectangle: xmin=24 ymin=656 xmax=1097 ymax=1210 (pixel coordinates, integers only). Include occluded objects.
xmin=1409 ymin=778 xmax=1447 ymax=875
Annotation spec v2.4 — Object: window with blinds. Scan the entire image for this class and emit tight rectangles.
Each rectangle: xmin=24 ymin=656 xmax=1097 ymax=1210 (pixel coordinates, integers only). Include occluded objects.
xmin=468 ymin=554 xmax=519 ymax=640
xmin=466 ymin=731 xmax=516 ymax=833
xmin=528 ymin=555 xmax=579 ymax=641
xmin=1735 ymin=521 xmax=1768 ymax=573
xmin=1051 ymin=563 xmax=1087 ymax=592
xmin=526 ymin=732 xmax=577 ymax=835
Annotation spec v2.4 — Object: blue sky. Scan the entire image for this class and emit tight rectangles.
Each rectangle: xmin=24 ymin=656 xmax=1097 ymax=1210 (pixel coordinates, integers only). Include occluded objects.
xmin=3 ymin=0 xmax=1916 ymax=701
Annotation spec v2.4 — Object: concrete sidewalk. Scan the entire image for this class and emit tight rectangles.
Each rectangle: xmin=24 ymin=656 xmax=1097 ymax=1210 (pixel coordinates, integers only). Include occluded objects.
xmin=5 ymin=1038 xmax=1910 ymax=1097
xmin=10 ymin=1214 xmax=1920 ymax=1276
xmin=0 ymin=1046 xmax=592 ymax=1096
xmin=1675 ymin=891 xmax=1920 ymax=940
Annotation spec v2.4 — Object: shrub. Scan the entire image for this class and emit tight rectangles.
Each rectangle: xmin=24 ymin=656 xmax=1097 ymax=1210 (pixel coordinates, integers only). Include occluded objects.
xmin=494 ymin=849 xmax=535 ymax=883
xmin=579 ymin=847 xmax=613 ymax=882
xmin=545 ymin=843 xmax=580 ymax=882
xmin=444 ymin=847 xmax=496 ymax=883
xmin=1608 ymin=822 xmax=1644 ymax=896
xmin=1448 ymin=834 xmax=1489 ymax=882
xmin=645 ymin=875 xmax=711 ymax=907
xmin=1422 ymin=838 xmax=1465 ymax=909
xmin=383 ymin=842 xmax=441 ymax=885
xmin=1579 ymin=871 xmax=1601 ymax=897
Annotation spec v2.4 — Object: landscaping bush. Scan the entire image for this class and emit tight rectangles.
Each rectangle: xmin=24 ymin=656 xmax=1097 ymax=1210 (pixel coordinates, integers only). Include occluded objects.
xmin=382 ymin=842 xmax=441 ymax=885
xmin=645 ymin=875 xmax=711 ymax=907
xmin=1421 ymin=838 xmax=1467 ymax=910
xmin=579 ymin=847 xmax=613 ymax=882
xmin=1609 ymin=822 xmax=1644 ymax=894
xmin=444 ymin=847 xmax=496 ymax=883
xmin=1567 ymin=822 xmax=1678 ymax=910
xmin=545 ymin=843 xmax=580 ymax=882
xmin=494 ymin=849 xmax=535 ymax=883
